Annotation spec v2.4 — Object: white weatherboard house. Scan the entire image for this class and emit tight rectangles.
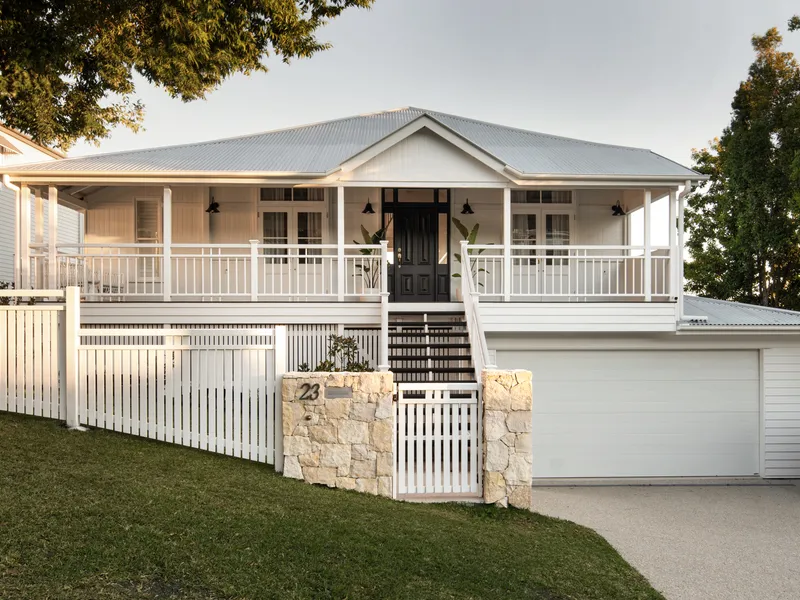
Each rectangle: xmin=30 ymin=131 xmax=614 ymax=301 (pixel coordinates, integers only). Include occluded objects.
xmin=0 ymin=125 xmax=82 ymax=283
xmin=3 ymin=107 xmax=800 ymax=483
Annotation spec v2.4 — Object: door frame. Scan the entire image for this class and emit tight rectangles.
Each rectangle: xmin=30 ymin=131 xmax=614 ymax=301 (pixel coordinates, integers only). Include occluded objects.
xmin=382 ymin=188 xmax=451 ymax=302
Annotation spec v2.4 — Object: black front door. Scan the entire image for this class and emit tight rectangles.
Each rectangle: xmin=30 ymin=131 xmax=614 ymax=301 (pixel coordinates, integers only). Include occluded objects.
xmin=393 ymin=205 xmax=437 ymax=302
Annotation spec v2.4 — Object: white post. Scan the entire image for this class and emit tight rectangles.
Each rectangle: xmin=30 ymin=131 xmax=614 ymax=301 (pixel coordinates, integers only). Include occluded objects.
xmin=12 ymin=185 xmax=21 ymax=289
xmin=643 ymin=189 xmax=652 ymax=302
xmin=48 ymin=186 xmax=59 ymax=290
xmin=274 ymin=324 xmax=287 ymax=473
xmin=249 ymin=239 xmax=259 ymax=301
xmin=33 ymin=190 xmax=44 ymax=289
xmin=678 ymin=180 xmax=689 ymax=320
xmin=64 ymin=286 xmax=82 ymax=429
xmin=19 ymin=184 xmax=30 ymax=289
xmin=337 ymin=186 xmax=345 ymax=301
xmin=502 ymin=188 xmax=511 ymax=302
xmin=668 ymin=188 xmax=677 ymax=300
xmin=379 ymin=240 xmax=390 ymax=372
xmin=162 ymin=186 xmax=172 ymax=301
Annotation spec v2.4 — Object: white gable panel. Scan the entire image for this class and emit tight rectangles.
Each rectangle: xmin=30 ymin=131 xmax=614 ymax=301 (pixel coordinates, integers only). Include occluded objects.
xmin=340 ymin=128 xmax=509 ymax=185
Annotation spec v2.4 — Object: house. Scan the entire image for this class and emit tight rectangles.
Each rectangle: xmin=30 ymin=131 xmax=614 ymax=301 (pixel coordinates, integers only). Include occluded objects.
xmin=2 ymin=107 xmax=799 ymax=482
xmin=0 ymin=124 xmax=83 ymax=284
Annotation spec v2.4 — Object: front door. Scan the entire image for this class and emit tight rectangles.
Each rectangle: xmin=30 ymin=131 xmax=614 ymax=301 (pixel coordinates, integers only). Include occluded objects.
xmin=393 ymin=205 xmax=438 ymax=302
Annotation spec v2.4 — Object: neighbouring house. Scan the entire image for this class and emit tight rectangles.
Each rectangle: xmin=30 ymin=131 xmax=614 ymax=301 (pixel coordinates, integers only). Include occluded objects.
xmin=2 ymin=107 xmax=799 ymax=483
xmin=0 ymin=124 xmax=83 ymax=283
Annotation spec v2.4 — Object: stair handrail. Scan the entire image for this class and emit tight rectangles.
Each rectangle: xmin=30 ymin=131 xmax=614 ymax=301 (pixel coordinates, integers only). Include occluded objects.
xmin=460 ymin=241 xmax=494 ymax=381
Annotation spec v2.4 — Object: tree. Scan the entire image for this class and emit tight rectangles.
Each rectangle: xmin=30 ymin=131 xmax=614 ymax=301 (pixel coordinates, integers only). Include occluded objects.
xmin=685 ymin=20 xmax=800 ymax=309
xmin=0 ymin=0 xmax=372 ymax=150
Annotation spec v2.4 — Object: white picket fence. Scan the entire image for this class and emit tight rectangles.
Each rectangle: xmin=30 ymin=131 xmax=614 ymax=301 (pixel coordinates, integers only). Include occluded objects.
xmin=0 ymin=299 xmax=65 ymax=419
xmin=1 ymin=289 xmax=288 ymax=469
xmin=394 ymin=383 xmax=482 ymax=498
xmin=78 ymin=327 xmax=286 ymax=465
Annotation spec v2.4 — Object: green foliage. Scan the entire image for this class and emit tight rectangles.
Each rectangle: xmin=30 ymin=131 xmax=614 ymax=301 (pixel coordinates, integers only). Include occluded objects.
xmin=0 ymin=0 xmax=373 ymax=150
xmin=307 ymin=334 xmax=373 ymax=372
xmin=353 ymin=218 xmax=391 ymax=289
xmin=451 ymin=217 xmax=488 ymax=286
xmin=0 ymin=281 xmax=12 ymax=306
xmin=685 ymin=20 xmax=800 ymax=309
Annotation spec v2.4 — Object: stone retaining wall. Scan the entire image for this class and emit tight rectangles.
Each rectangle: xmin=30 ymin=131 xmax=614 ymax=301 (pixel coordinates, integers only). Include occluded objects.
xmin=281 ymin=372 xmax=394 ymax=497
xmin=482 ymin=369 xmax=533 ymax=509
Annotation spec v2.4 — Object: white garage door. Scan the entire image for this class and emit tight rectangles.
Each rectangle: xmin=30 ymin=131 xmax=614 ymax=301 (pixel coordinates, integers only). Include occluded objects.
xmin=498 ymin=350 xmax=760 ymax=478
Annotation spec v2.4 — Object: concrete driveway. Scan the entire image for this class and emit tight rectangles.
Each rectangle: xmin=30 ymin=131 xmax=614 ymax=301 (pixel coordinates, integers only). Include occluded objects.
xmin=532 ymin=482 xmax=800 ymax=600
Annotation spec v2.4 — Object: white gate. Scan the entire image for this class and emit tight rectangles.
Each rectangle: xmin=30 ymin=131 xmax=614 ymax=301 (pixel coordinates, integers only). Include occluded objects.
xmin=77 ymin=327 xmax=286 ymax=466
xmin=394 ymin=383 xmax=482 ymax=498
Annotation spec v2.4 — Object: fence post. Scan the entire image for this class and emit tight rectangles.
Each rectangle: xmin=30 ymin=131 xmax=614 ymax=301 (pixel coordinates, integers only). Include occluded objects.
xmin=379 ymin=240 xmax=390 ymax=372
xmin=249 ymin=239 xmax=259 ymax=301
xmin=162 ymin=186 xmax=172 ymax=301
xmin=64 ymin=286 xmax=82 ymax=429
xmin=274 ymin=325 xmax=287 ymax=473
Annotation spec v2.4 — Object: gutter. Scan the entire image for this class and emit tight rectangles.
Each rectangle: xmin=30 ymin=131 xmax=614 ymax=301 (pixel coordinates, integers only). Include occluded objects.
xmin=504 ymin=166 xmax=709 ymax=182
xmin=677 ymin=325 xmax=800 ymax=334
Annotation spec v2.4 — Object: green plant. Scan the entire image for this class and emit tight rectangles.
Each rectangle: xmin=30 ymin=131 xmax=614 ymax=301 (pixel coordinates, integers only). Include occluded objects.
xmin=353 ymin=218 xmax=392 ymax=290
xmin=0 ymin=281 xmax=15 ymax=306
xmin=309 ymin=334 xmax=373 ymax=372
xmin=451 ymin=217 xmax=488 ymax=287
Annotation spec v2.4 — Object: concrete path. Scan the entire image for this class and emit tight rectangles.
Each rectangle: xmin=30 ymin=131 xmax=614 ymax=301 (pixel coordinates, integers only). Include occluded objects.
xmin=532 ymin=482 xmax=800 ymax=600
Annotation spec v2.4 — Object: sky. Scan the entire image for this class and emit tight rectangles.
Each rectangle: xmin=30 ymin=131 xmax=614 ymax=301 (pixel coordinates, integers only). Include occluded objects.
xmin=67 ymin=0 xmax=800 ymax=243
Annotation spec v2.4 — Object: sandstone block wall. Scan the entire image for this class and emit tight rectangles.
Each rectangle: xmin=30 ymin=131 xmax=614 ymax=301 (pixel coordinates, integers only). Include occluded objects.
xmin=482 ymin=369 xmax=533 ymax=509
xmin=282 ymin=372 xmax=394 ymax=497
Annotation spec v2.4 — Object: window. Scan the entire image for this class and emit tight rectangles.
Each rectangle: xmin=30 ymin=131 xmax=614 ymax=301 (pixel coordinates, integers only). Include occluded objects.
xmin=260 ymin=188 xmax=325 ymax=202
xmin=135 ymin=198 xmax=161 ymax=278
xmin=511 ymin=190 xmax=572 ymax=204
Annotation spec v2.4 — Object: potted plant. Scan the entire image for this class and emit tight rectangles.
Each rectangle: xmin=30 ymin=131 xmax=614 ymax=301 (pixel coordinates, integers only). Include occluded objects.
xmin=353 ymin=218 xmax=391 ymax=301
xmin=451 ymin=217 xmax=489 ymax=300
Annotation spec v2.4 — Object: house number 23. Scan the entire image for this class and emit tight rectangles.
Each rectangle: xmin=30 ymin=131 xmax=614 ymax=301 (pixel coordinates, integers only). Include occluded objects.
xmin=297 ymin=383 xmax=320 ymax=401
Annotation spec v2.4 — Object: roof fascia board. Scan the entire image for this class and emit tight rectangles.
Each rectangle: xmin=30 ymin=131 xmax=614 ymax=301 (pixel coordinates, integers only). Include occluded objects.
xmin=0 ymin=125 xmax=65 ymax=159
xmin=336 ymin=115 xmax=512 ymax=178
xmin=328 ymin=180 xmax=511 ymax=188
xmin=504 ymin=165 xmax=709 ymax=183
xmin=4 ymin=174 xmax=329 ymax=186
xmin=677 ymin=325 xmax=800 ymax=334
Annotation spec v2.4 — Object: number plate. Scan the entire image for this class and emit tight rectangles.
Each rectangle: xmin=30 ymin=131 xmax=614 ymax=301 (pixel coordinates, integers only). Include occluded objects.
xmin=325 ymin=386 xmax=353 ymax=399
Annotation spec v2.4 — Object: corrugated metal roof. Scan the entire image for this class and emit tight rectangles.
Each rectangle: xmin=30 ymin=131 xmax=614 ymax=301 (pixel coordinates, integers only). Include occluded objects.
xmin=6 ymin=107 xmax=700 ymax=178
xmin=683 ymin=296 xmax=800 ymax=327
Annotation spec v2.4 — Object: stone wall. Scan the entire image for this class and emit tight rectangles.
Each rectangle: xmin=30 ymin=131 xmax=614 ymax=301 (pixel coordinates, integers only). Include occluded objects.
xmin=482 ymin=369 xmax=533 ymax=509
xmin=281 ymin=372 xmax=394 ymax=497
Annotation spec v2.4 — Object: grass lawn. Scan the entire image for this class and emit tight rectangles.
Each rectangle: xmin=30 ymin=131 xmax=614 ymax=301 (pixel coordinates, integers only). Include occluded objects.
xmin=0 ymin=413 xmax=663 ymax=600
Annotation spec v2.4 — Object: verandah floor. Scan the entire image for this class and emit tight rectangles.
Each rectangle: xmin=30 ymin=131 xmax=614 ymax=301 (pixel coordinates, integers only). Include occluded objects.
xmin=0 ymin=412 xmax=663 ymax=600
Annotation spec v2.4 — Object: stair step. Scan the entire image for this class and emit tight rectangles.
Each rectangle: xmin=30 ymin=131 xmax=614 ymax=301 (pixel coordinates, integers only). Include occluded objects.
xmin=391 ymin=367 xmax=475 ymax=374
xmin=389 ymin=343 xmax=471 ymax=349
xmin=390 ymin=354 xmax=472 ymax=361
xmin=389 ymin=331 xmax=468 ymax=338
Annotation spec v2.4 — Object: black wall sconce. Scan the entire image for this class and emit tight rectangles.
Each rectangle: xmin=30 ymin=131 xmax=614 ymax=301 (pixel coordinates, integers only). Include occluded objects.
xmin=362 ymin=197 xmax=375 ymax=214
xmin=460 ymin=198 xmax=475 ymax=215
xmin=611 ymin=201 xmax=626 ymax=217
xmin=205 ymin=197 xmax=220 ymax=214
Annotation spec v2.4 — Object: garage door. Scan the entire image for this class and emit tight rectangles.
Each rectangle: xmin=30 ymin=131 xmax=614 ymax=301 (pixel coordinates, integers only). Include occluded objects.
xmin=498 ymin=350 xmax=760 ymax=478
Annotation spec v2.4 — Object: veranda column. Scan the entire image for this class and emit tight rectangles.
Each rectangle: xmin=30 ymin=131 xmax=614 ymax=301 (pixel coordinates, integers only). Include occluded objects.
xmin=678 ymin=180 xmax=689 ymax=320
xmin=48 ymin=186 xmax=59 ymax=290
xmin=34 ymin=190 xmax=44 ymax=288
xmin=668 ymin=188 xmax=677 ymax=300
xmin=162 ymin=186 xmax=172 ymax=301
xmin=19 ymin=184 xmax=30 ymax=289
xmin=643 ymin=189 xmax=652 ymax=302
xmin=502 ymin=187 xmax=511 ymax=301
xmin=337 ymin=186 xmax=345 ymax=301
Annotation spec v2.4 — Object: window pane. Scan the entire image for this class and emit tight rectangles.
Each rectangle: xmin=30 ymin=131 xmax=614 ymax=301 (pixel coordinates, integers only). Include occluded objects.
xmin=293 ymin=188 xmax=325 ymax=202
xmin=262 ymin=212 xmax=288 ymax=262
xmin=545 ymin=214 xmax=570 ymax=245
xmin=542 ymin=190 xmax=572 ymax=204
xmin=260 ymin=188 xmax=291 ymax=202
xmin=438 ymin=213 xmax=448 ymax=265
xmin=298 ymin=212 xmax=322 ymax=264
xmin=512 ymin=214 xmax=536 ymax=256
xmin=511 ymin=190 xmax=539 ymax=204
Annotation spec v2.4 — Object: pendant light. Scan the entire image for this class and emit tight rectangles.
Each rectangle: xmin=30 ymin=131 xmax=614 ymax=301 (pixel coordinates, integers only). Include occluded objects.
xmin=362 ymin=197 xmax=375 ymax=214
xmin=205 ymin=197 xmax=220 ymax=214
xmin=460 ymin=198 xmax=474 ymax=215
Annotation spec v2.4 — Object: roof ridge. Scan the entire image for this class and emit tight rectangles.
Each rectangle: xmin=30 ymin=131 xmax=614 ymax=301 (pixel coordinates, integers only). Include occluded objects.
xmin=415 ymin=107 xmax=656 ymax=153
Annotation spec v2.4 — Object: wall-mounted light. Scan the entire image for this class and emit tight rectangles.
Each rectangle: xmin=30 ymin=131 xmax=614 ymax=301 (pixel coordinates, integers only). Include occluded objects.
xmin=611 ymin=201 xmax=626 ymax=217
xmin=362 ymin=197 xmax=375 ymax=214
xmin=205 ymin=197 xmax=220 ymax=214
xmin=460 ymin=198 xmax=474 ymax=215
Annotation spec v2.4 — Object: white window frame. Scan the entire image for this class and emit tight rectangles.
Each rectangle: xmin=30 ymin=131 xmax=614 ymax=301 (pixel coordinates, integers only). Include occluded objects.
xmin=257 ymin=191 xmax=328 ymax=267
xmin=134 ymin=196 xmax=162 ymax=280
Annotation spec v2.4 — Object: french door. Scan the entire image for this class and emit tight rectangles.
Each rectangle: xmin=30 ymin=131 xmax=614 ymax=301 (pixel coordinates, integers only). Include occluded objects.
xmin=260 ymin=207 xmax=326 ymax=295
xmin=135 ymin=198 xmax=161 ymax=279
xmin=511 ymin=209 xmax=572 ymax=297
